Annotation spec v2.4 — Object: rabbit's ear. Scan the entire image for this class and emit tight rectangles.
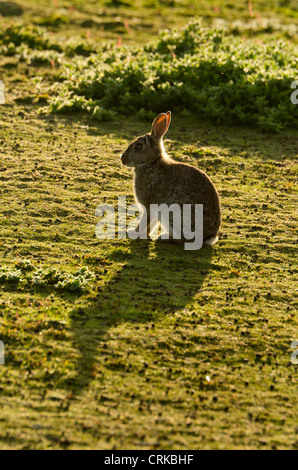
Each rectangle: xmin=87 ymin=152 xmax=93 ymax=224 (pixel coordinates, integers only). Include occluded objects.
xmin=151 ymin=111 xmax=171 ymax=140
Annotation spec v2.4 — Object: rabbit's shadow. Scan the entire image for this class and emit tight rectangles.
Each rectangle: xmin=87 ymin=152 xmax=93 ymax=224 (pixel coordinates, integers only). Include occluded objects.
xmin=65 ymin=239 xmax=214 ymax=393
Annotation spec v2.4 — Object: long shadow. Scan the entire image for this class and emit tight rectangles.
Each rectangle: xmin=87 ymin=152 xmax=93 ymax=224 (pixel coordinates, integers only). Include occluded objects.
xmin=34 ymin=112 xmax=296 ymax=394
xmin=64 ymin=239 xmax=214 ymax=393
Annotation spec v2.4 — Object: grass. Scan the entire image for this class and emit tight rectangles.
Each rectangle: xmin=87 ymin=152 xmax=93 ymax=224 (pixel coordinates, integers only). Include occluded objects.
xmin=0 ymin=0 xmax=297 ymax=450
xmin=1 ymin=0 xmax=297 ymax=44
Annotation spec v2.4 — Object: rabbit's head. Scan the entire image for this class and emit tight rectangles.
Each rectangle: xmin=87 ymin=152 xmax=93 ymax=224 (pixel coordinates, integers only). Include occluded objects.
xmin=121 ymin=111 xmax=171 ymax=168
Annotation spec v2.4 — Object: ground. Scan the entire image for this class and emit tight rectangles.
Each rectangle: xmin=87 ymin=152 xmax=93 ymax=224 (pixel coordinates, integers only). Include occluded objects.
xmin=0 ymin=0 xmax=297 ymax=450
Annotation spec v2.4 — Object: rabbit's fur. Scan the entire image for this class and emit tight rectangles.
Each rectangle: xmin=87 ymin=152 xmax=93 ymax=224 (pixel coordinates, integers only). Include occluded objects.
xmin=121 ymin=112 xmax=221 ymax=245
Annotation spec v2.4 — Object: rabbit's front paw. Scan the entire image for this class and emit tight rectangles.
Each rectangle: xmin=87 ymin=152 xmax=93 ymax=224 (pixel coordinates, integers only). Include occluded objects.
xmin=156 ymin=232 xmax=170 ymax=241
xmin=156 ymin=233 xmax=180 ymax=244
xmin=127 ymin=228 xmax=149 ymax=240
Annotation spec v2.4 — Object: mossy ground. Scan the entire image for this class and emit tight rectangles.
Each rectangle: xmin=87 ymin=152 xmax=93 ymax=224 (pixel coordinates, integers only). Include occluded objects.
xmin=0 ymin=0 xmax=297 ymax=450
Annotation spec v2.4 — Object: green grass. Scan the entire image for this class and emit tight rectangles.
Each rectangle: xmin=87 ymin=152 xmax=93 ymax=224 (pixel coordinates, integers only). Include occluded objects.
xmin=1 ymin=17 xmax=297 ymax=131
xmin=44 ymin=21 xmax=297 ymax=131
xmin=1 ymin=0 xmax=297 ymax=44
xmin=0 ymin=0 xmax=297 ymax=450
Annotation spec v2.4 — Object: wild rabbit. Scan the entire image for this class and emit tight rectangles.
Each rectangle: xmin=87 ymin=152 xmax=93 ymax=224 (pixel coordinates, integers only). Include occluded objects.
xmin=121 ymin=112 xmax=221 ymax=247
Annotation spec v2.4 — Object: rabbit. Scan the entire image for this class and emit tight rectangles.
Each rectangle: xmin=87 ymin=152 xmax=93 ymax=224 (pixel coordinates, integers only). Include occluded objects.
xmin=121 ymin=111 xmax=221 ymax=246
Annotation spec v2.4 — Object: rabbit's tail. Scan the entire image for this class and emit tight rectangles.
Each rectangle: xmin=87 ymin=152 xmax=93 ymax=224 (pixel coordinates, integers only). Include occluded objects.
xmin=204 ymin=234 xmax=219 ymax=246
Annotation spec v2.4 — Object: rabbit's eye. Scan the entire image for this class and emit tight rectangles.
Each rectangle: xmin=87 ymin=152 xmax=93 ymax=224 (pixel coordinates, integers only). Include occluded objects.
xmin=135 ymin=143 xmax=143 ymax=151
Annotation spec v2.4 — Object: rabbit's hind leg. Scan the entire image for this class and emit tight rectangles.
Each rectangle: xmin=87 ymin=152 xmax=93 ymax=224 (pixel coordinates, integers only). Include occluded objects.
xmin=204 ymin=234 xmax=219 ymax=246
